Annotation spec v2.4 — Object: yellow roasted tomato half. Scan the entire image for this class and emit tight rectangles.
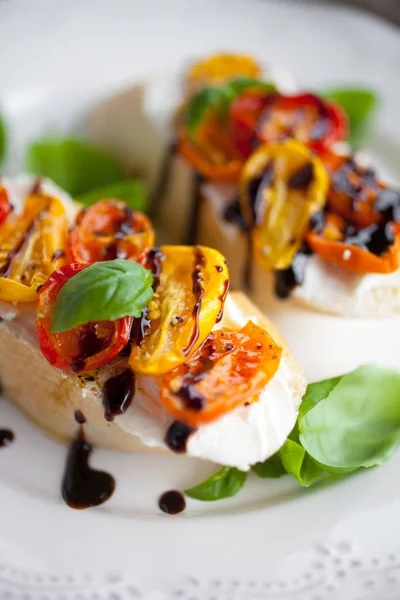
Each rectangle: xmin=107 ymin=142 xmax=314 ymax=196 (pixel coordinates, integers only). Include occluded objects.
xmin=240 ymin=139 xmax=329 ymax=270
xmin=0 ymin=192 xmax=68 ymax=302
xmin=129 ymin=245 xmax=230 ymax=375
xmin=186 ymin=52 xmax=261 ymax=93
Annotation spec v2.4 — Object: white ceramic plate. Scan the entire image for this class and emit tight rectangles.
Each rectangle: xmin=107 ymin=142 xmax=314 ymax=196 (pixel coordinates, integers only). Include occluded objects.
xmin=1 ymin=1 xmax=400 ymax=598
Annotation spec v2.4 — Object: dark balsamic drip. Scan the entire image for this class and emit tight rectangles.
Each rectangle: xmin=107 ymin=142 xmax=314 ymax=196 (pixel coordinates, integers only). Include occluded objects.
xmin=186 ymin=172 xmax=205 ymax=245
xmin=174 ymin=349 xmax=216 ymax=412
xmin=309 ymin=210 xmax=326 ymax=234
xmin=288 ymin=163 xmax=314 ymax=190
xmin=148 ymin=138 xmax=177 ymax=219
xmin=74 ymin=410 xmax=86 ymax=425
xmin=51 ymin=249 xmax=65 ymax=263
xmin=0 ymin=429 xmax=14 ymax=447
xmin=130 ymin=307 xmax=151 ymax=348
xmin=344 ymin=223 xmax=394 ymax=257
xmin=216 ymin=279 xmax=230 ymax=323
xmin=31 ymin=178 xmax=42 ymax=195
xmin=215 ymin=265 xmax=223 ymax=272
xmin=62 ymin=426 xmax=115 ymax=509
xmin=165 ymin=420 xmax=195 ymax=453
xmin=252 ymin=162 xmax=275 ymax=226
xmin=158 ymin=490 xmax=186 ymax=515
xmin=102 ymin=369 xmax=135 ymax=422
xmin=222 ymin=197 xmax=247 ymax=230
xmin=71 ymin=323 xmax=113 ymax=372
xmin=183 ymin=246 xmax=206 ymax=356
xmin=144 ymin=247 xmax=164 ymax=290
xmin=274 ymin=243 xmax=312 ymax=299
xmin=374 ymin=188 xmax=400 ymax=222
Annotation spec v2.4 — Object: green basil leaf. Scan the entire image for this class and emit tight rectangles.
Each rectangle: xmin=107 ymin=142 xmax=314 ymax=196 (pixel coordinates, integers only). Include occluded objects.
xmin=278 ymin=438 xmax=324 ymax=487
xmin=0 ymin=114 xmax=6 ymax=165
xmin=323 ymin=87 xmax=378 ymax=147
xmin=299 ymin=375 xmax=342 ymax=419
xmin=51 ymin=260 xmax=153 ymax=333
xmin=185 ymin=77 xmax=276 ymax=132
xmin=185 ymin=466 xmax=247 ymax=501
xmin=185 ymin=86 xmax=226 ymax=132
xmin=252 ymin=453 xmax=286 ymax=478
xmin=75 ymin=179 xmax=147 ymax=211
xmin=299 ymin=365 xmax=400 ymax=470
xmin=25 ymin=138 xmax=126 ymax=196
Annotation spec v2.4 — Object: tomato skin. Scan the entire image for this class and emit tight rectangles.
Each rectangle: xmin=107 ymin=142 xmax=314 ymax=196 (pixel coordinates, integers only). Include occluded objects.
xmin=130 ymin=245 xmax=230 ymax=376
xmin=320 ymin=150 xmax=400 ymax=228
xmin=36 ymin=263 xmax=132 ymax=373
xmin=0 ymin=192 xmax=68 ymax=303
xmin=240 ymin=140 xmax=329 ymax=271
xmin=160 ymin=322 xmax=282 ymax=427
xmin=68 ymin=200 xmax=154 ymax=264
xmin=307 ymin=213 xmax=400 ymax=275
xmin=230 ymin=92 xmax=348 ymax=158
xmin=0 ymin=186 xmax=12 ymax=226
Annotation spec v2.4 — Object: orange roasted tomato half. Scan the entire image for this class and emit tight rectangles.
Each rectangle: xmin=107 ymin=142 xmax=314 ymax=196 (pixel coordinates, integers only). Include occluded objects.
xmin=185 ymin=52 xmax=261 ymax=95
xmin=160 ymin=321 xmax=282 ymax=427
xmin=177 ymin=111 xmax=244 ymax=184
xmin=320 ymin=149 xmax=400 ymax=228
xmin=37 ymin=263 xmax=132 ymax=372
xmin=0 ymin=191 xmax=68 ymax=302
xmin=129 ymin=245 xmax=230 ymax=375
xmin=307 ymin=213 xmax=400 ymax=275
xmin=68 ymin=199 xmax=154 ymax=263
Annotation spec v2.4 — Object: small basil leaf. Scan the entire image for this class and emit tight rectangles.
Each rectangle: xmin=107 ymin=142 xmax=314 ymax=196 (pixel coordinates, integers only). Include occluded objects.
xmin=185 ymin=466 xmax=247 ymax=501
xmin=0 ymin=114 xmax=6 ymax=165
xmin=75 ymin=179 xmax=147 ymax=211
xmin=323 ymin=87 xmax=378 ymax=147
xmin=252 ymin=453 xmax=286 ymax=478
xmin=185 ymin=86 xmax=226 ymax=132
xmin=279 ymin=438 xmax=324 ymax=487
xmin=299 ymin=375 xmax=342 ymax=419
xmin=299 ymin=365 xmax=400 ymax=470
xmin=185 ymin=77 xmax=277 ymax=133
xmin=51 ymin=260 xmax=153 ymax=333
xmin=25 ymin=138 xmax=126 ymax=197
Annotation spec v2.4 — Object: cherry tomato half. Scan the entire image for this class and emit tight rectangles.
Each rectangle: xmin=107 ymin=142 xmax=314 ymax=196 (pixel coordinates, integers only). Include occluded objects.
xmin=230 ymin=92 xmax=348 ymax=158
xmin=67 ymin=199 xmax=155 ymax=263
xmin=307 ymin=213 xmax=400 ymax=275
xmin=320 ymin=150 xmax=400 ymax=228
xmin=130 ymin=245 xmax=230 ymax=375
xmin=0 ymin=191 xmax=68 ymax=302
xmin=177 ymin=112 xmax=244 ymax=184
xmin=0 ymin=186 xmax=12 ymax=226
xmin=160 ymin=321 xmax=282 ymax=427
xmin=36 ymin=263 xmax=132 ymax=372
xmin=185 ymin=52 xmax=261 ymax=95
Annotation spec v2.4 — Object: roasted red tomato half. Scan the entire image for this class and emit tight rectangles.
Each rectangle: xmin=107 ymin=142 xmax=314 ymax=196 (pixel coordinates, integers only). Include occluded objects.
xmin=230 ymin=92 xmax=348 ymax=158
xmin=0 ymin=186 xmax=12 ymax=226
xmin=320 ymin=150 xmax=400 ymax=228
xmin=36 ymin=263 xmax=132 ymax=373
xmin=68 ymin=199 xmax=155 ymax=263
xmin=160 ymin=321 xmax=282 ymax=427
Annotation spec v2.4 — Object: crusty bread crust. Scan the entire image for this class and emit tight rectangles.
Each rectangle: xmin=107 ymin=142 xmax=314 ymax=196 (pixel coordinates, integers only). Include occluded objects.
xmin=0 ymin=292 xmax=305 ymax=451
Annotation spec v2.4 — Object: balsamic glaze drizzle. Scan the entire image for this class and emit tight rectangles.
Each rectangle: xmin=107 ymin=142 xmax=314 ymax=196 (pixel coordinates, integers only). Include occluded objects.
xmin=183 ymin=246 xmax=206 ymax=356
xmin=102 ymin=369 xmax=135 ymax=422
xmin=165 ymin=421 xmax=195 ymax=453
xmin=0 ymin=429 xmax=14 ymax=448
xmin=158 ymin=490 xmax=186 ymax=515
xmin=71 ymin=323 xmax=113 ymax=372
xmin=62 ymin=426 xmax=115 ymax=509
